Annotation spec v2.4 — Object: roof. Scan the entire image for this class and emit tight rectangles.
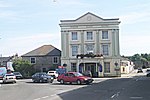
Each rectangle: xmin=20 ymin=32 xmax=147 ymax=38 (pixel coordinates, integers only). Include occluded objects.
xmin=0 ymin=57 xmax=12 ymax=62
xmin=22 ymin=45 xmax=61 ymax=57
xmin=60 ymin=12 xmax=120 ymax=22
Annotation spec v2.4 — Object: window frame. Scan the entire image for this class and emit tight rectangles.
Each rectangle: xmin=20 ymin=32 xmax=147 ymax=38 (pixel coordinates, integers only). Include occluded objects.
xmin=104 ymin=62 xmax=110 ymax=73
xmin=53 ymin=56 xmax=59 ymax=64
xmin=86 ymin=44 xmax=94 ymax=53
xmin=30 ymin=57 xmax=36 ymax=64
xmin=71 ymin=45 xmax=78 ymax=56
xmin=86 ymin=31 xmax=93 ymax=40
xmin=102 ymin=31 xmax=108 ymax=39
xmin=71 ymin=32 xmax=78 ymax=40
xmin=102 ymin=44 xmax=109 ymax=56
xmin=71 ymin=63 xmax=77 ymax=72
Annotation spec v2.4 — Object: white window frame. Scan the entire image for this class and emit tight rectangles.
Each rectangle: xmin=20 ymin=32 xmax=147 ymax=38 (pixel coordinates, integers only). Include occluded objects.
xmin=30 ymin=57 xmax=36 ymax=64
xmin=87 ymin=32 xmax=93 ymax=40
xmin=102 ymin=44 xmax=109 ymax=56
xmin=71 ymin=45 xmax=78 ymax=56
xmin=53 ymin=56 xmax=59 ymax=64
xmin=104 ymin=62 xmax=110 ymax=73
xmin=86 ymin=44 xmax=94 ymax=53
xmin=102 ymin=31 xmax=108 ymax=39
xmin=71 ymin=32 xmax=78 ymax=40
xmin=71 ymin=63 xmax=77 ymax=72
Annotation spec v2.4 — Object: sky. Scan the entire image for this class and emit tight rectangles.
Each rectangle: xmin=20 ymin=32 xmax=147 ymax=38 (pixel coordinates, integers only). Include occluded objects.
xmin=0 ymin=0 xmax=150 ymax=57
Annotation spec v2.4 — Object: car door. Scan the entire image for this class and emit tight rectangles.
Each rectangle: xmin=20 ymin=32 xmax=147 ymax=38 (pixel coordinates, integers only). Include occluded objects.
xmin=68 ymin=73 xmax=77 ymax=82
xmin=63 ymin=73 xmax=69 ymax=82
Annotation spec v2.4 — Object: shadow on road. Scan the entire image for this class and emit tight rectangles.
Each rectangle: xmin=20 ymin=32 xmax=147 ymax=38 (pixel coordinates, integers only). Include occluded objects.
xmin=54 ymin=74 xmax=150 ymax=100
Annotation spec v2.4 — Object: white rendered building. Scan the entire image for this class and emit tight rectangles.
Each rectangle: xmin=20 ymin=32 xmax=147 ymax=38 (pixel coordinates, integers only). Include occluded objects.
xmin=59 ymin=12 xmax=121 ymax=77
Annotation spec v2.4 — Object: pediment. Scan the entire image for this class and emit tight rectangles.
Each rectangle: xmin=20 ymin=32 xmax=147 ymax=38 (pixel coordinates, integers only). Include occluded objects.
xmin=74 ymin=12 xmax=104 ymax=23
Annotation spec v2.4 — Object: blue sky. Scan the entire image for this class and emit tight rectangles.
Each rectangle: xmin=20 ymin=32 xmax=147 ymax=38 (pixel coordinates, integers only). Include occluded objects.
xmin=0 ymin=0 xmax=150 ymax=56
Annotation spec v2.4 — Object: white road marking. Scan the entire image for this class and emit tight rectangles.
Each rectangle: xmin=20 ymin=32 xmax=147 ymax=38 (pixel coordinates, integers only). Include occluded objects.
xmin=111 ymin=94 xmax=117 ymax=98
xmin=51 ymin=94 xmax=57 ymax=97
xmin=130 ymin=97 xmax=143 ymax=99
xmin=111 ymin=92 xmax=120 ymax=99
xmin=33 ymin=98 xmax=41 ymax=100
xmin=41 ymin=96 xmax=49 ymax=99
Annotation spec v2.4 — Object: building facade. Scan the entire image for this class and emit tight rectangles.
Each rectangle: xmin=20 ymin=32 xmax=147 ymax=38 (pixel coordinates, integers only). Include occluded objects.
xmin=60 ymin=12 xmax=121 ymax=77
xmin=121 ymin=58 xmax=134 ymax=74
xmin=22 ymin=45 xmax=61 ymax=72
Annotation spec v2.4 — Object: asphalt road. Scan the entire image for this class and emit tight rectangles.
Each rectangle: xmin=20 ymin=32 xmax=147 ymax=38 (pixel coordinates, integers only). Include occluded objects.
xmin=0 ymin=72 xmax=150 ymax=100
xmin=56 ymin=73 xmax=150 ymax=100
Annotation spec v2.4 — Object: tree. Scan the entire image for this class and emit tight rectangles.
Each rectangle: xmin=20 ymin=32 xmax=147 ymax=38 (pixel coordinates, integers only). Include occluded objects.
xmin=12 ymin=59 xmax=35 ymax=78
xmin=128 ymin=53 xmax=150 ymax=69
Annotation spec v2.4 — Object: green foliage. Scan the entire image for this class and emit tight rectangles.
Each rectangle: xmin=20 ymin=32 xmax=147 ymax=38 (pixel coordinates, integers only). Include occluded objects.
xmin=128 ymin=53 xmax=150 ymax=68
xmin=12 ymin=59 xmax=35 ymax=78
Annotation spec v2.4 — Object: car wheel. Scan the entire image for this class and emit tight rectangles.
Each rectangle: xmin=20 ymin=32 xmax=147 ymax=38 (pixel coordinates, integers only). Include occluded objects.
xmin=3 ymin=80 xmax=5 ymax=84
xmin=39 ymin=80 xmax=43 ymax=83
xmin=60 ymin=79 xmax=64 ymax=84
xmin=76 ymin=80 xmax=81 ymax=85
xmin=48 ymin=79 xmax=53 ymax=83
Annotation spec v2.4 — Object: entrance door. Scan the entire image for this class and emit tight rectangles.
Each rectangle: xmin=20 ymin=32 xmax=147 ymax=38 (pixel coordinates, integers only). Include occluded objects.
xmin=85 ymin=63 xmax=96 ymax=77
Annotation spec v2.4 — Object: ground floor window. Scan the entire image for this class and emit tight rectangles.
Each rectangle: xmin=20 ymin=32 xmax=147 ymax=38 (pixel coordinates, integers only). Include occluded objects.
xmin=71 ymin=63 xmax=77 ymax=72
xmin=104 ymin=62 xmax=110 ymax=73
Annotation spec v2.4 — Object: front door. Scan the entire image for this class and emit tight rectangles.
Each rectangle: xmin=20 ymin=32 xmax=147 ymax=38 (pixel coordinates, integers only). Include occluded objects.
xmin=85 ymin=63 xmax=96 ymax=77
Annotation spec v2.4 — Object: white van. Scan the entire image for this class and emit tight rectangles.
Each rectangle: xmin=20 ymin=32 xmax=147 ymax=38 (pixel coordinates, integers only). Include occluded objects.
xmin=47 ymin=71 xmax=58 ymax=79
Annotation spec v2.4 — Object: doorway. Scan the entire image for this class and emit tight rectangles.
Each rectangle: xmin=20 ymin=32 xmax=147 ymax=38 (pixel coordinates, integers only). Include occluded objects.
xmin=85 ymin=63 xmax=96 ymax=77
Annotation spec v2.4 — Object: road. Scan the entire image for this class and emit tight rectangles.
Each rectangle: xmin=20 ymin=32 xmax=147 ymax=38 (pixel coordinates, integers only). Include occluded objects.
xmin=0 ymin=72 xmax=150 ymax=100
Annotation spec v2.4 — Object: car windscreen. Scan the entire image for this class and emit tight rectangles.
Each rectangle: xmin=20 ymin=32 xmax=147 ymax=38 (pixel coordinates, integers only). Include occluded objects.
xmin=74 ymin=72 xmax=83 ymax=76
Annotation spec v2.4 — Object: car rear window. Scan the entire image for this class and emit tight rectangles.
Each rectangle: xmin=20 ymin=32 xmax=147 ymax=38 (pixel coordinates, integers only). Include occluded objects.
xmin=6 ymin=74 xmax=15 ymax=76
xmin=49 ymin=72 xmax=54 ymax=73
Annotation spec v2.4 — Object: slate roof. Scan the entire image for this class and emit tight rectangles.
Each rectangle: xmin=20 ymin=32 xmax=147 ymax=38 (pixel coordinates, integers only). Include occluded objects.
xmin=22 ymin=45 xmax=61 ymax=57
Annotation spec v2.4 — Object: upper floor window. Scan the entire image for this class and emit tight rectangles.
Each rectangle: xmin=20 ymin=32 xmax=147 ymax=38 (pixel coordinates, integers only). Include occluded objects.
xmin=87 ymin=32 xmax=93 ymax=40
xmin=72 ymin=45 xmax=78 ymax=56
xmin=102 ymin=44 xmax=109 ymax=56
xmin=30 ymin=57 xmax=36 ymax=64
xmin=86 ymin=44 xmax=94 ymax=53
xmin=102 ymin=31 xmax=108 ymax=39
xmin=72 ymin=32 xmax=78 ymax=40
xmin=53 ymin=57 xmax=59 ymax=64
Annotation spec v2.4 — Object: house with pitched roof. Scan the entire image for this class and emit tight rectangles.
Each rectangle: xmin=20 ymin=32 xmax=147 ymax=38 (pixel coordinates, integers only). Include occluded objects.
xmin=21 ymin=45 xmax=61 ymax=72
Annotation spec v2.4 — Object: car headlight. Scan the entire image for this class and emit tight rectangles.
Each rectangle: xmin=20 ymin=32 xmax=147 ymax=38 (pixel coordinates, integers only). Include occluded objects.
xmin=84 ymin=78 xmax=88 ymax=81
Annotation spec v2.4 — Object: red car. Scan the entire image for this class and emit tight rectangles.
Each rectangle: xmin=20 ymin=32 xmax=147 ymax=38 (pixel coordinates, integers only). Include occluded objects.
xmin=57 ymin=72 xmax=93 ymax=84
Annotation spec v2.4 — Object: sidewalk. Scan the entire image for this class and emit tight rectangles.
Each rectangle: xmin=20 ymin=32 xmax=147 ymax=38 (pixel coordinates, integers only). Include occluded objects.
xmin=121 ymin=70 xmax=139 ymax=78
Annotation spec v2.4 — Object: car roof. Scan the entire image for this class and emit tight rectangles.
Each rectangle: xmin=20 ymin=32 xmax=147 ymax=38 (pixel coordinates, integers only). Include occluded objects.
xmin=67 ymin=72 xmax=78 ymax=74
xmin=5 ymin=73 xmax=15 ymax=75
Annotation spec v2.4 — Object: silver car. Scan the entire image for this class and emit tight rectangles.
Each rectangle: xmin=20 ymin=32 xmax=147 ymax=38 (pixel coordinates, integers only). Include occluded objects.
xmin=3 ymin=73 xmax=16 ymax=83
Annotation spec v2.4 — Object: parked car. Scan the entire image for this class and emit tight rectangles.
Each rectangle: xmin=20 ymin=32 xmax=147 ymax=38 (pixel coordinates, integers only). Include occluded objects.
xmin=32 ymin=72 xmax=54 ymax=83
xmin=146 ymin=72 xmax=150 ymax=77
xmin=57 ymin=72 xmax=94 ymax=85
xmin=13 ymin=72 xmax=23 ymax=79
xmin=2 ymin=73 xmax=16 ymax=83
xmin=137 ymin=68 xmax=143 ymax=73
xmin=47 ymin=71 xmax=58 ymax=79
